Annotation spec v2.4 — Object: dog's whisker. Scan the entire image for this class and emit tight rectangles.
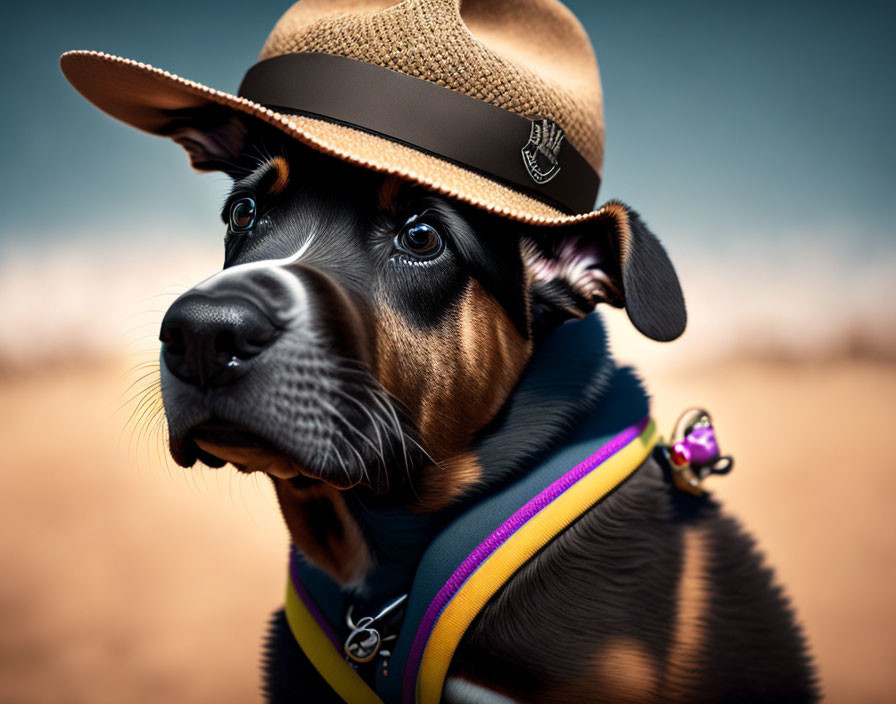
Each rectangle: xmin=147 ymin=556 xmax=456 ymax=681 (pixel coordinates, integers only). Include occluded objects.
xmin=120 ymin=362 xmax=162 ymax=382
xmin=130 ymin=393 xmax=164 ymax=438
xmin=133 ymin=403 xmax=166 ymax=456
xmin=369 ymin=388 xmax=415 ymax=467
xmin=121 ymin=308 xmax=176 ymax=319
xmin=119 ymin=382 xmax=161 ymax=417
xmin=147 ymin=410 xmax=171 ymax=471
xmin=120 ymin=369 xmax=162 ymax=398
xmin=318 ymin=435 xmax=335 ymax=477
xmin=329 ymin=387 xmax=387 ymax=461
xmin=120 ymin=319 xmax=168 ymax=337
xmin=364 ymin=390 xmax=417 ymax=494
xmin=331 ymin=356 xmax=371 ymax=370
xmin=140 ymin=287 xmax=190 ymax=302
xmin=332 ymin=448 xmax=353 ymax=487
xmin=118 ymin=382 xmax=162 ymax=422
xmin=158 ymin=423 xmax=179 ymax=481
xmin=123 ymin=347 xmax=163 ymax=362
xmin=394 ymin=426 xmax=440 ymax=478
xmin=365 ymin=392 xmax=408 ymax=461
xmin=147 ymin=411 xmax=166 ymax=461
xmin=329 ymin=366 xmax=378 ymax=383
xmin=320 ymin=399 xmax=380 ymax=455
xmin=123 ymin=359 xmax=162 ymax=376
xmin=119 ymin=387 xmax=163 ymax=451
xmin=125 ymin=288 xmax=190 ymax=312
xmin=320 ymin=400 xmax=382 ymax=485
xmin=123 ymin=358 xmax=162 ymax=371
xmin=331 ymin=378 xmax=412 ymax=486
xmin=120 ymin=382 xmax=162 ymax=410
xmin=122 ymin=372 xmax=161 ymax=394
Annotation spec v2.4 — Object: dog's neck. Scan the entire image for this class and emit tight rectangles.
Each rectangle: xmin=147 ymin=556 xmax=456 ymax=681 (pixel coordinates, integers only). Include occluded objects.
xmin=342 ymin=314 xmax=618 ymax=608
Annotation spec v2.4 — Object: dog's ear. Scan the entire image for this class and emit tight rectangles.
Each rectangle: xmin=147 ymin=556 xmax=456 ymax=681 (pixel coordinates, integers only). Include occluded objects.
xmin=524 ymin=200 xmax=686 ymax=342
xmin=158 ymin=106 xmax=250 ymax=178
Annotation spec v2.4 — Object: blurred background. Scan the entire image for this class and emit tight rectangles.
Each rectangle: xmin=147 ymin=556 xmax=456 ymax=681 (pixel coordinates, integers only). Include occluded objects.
xmin=1 ymin=0 xmax=894 ymax=701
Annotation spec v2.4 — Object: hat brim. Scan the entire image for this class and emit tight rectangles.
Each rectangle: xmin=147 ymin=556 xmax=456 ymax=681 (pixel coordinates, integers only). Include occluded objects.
xmin=60 ymin=50 xmax=608 ymax=226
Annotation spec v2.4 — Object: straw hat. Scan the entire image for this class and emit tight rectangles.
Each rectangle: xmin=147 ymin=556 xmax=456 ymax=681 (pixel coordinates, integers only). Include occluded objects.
xmin=60 ymin=0 xmax=607 ymax=224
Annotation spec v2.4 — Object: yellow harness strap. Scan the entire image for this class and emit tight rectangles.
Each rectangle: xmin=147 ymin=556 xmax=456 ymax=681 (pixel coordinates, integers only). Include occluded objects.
xmin=285 ymin=578 xmax=384 ymax=704
xmin=416 ymin=419 xmax=657 ymax=704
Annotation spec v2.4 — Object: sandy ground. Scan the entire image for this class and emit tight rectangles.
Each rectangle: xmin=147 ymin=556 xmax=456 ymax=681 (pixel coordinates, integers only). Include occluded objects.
xmin=0 ymin=358 xmax=894 ymax=703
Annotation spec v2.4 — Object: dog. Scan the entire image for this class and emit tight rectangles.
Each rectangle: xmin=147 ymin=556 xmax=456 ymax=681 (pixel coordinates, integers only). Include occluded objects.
xmin=61 ymin=0 xmax=818 ymax=700
xmin=150 ymin=123 xmax=816 ymax=703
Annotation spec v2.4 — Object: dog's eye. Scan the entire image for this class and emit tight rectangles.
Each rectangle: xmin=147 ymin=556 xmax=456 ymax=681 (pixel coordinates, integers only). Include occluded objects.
xmin=228 ymin=197 xmax=256 ymax=232
xmin=395 ymin=222 xmax=444 ymax=260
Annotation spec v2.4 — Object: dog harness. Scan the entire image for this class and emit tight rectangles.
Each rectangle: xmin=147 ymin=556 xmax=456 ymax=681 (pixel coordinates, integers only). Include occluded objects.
xmin=283 ymin=360 xmax=665 ymax=704
xmin=281 ymin=316 xmax=733 ymax=704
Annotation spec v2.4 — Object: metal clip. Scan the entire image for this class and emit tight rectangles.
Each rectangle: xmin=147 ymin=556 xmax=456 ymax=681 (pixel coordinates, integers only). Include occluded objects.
xmin=345 ymin=615 xmax=381 ymax=663
xmin=344 ymin=594 xmax=408 ymax=664
xmin=662 ymin=408 xmax=733 ymax=496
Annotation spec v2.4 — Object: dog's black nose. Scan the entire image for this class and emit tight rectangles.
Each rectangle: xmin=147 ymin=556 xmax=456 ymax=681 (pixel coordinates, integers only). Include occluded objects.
xmin=160 ymin=293 xmax=278 ymax=387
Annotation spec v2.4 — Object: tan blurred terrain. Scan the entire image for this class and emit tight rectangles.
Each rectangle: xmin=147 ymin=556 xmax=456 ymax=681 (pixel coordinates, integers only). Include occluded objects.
xmin=1 ymin=357 xmax=894 ymax=703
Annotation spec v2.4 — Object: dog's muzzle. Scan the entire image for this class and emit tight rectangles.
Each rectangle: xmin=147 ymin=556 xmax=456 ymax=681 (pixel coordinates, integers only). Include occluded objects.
xmin=156 ymin=258 xmax=397 ymax=490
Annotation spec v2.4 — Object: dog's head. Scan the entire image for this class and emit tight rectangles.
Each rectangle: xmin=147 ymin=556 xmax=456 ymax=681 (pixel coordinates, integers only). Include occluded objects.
xmin=158 ymin=115 xmax=685 ymax=582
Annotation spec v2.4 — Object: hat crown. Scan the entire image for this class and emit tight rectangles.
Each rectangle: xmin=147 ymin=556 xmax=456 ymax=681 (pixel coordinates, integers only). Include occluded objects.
xmin=259 ymin=0 xmax=604 ymax=175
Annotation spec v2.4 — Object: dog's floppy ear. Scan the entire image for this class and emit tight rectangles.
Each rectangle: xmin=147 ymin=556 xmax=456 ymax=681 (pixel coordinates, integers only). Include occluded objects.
xmin=158 ymin=105 xmax=250 ymax=177
xmin=524 ymin=200 xmax=686 ymax=342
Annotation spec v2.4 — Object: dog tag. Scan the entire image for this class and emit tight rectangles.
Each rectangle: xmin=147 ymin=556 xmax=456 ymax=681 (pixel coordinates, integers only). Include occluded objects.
xmin=345 ymin=616 xmax=382 ymax=663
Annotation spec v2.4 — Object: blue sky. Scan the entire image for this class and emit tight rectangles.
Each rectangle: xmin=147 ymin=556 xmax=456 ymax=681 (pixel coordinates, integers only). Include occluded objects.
xmin=0 ymin=0 xmax=893 ymax=256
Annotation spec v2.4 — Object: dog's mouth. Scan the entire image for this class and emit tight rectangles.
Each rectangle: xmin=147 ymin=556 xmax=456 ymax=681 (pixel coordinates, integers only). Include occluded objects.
xmin=162 ymin=361 xmax=419 ymax=493
xmin=187 ymin=420 xmax=319 ymax=486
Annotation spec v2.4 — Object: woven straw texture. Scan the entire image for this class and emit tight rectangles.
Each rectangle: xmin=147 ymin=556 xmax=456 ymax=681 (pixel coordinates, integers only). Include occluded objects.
xmin=261 ymin=0 xmax=603 ymax=173
xmin=60 ymin=0 xmax=608 ymax=223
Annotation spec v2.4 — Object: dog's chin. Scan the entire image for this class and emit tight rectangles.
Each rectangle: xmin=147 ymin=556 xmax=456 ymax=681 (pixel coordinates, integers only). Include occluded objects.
xmin=192 ymin=439 xmax=302 ymax=480
xmin=178 ymin=423 xmax=359 ymax=490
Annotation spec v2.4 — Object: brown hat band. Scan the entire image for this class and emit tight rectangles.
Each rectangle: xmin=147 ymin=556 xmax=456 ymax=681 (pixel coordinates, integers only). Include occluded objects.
xmin=238 ymin=53 xmax=600 ymax=214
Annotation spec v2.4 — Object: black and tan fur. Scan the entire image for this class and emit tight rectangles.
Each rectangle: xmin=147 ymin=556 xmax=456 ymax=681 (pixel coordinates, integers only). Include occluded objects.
xmin=155 ymin=111 xmax=817 ymax=702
